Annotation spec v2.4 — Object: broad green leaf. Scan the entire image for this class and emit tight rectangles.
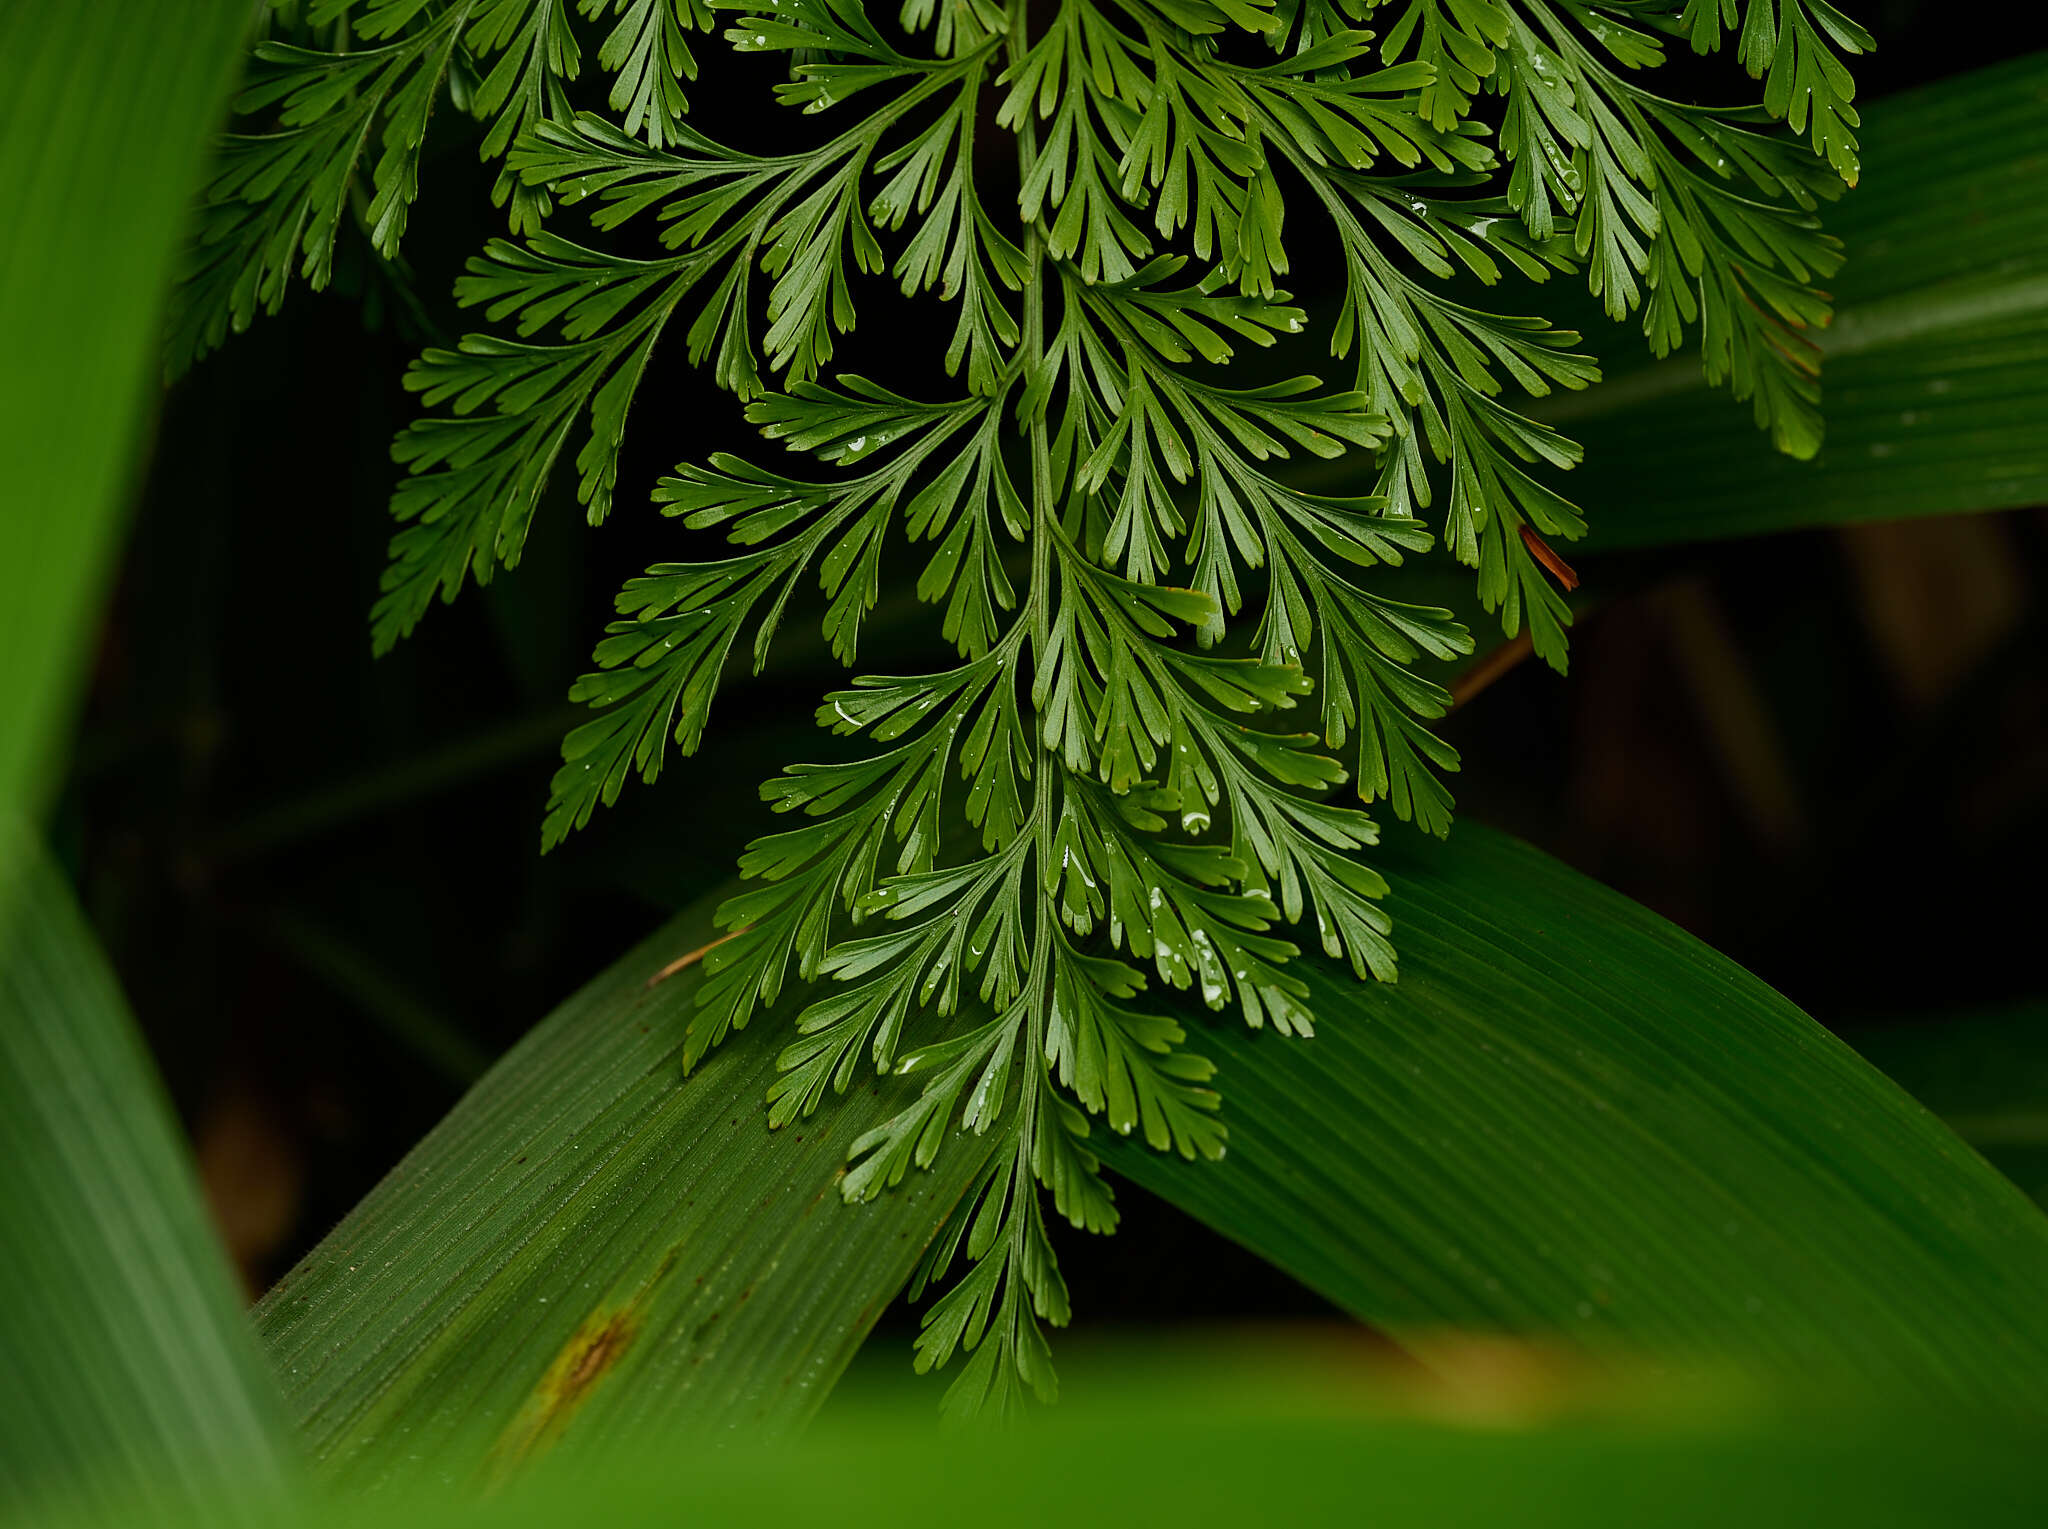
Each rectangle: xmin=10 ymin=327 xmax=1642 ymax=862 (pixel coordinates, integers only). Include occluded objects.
xmin=24 ymin=1349 xmax=2048 ymax=1529
xmin=0 ymin=2 xmax=252 ymax=852
xmin=0 ymin=9 xmax=292 ymax=1518
xmin=1098 ymin=823 xmax=2048 ymax=1410
xmin=1554 ymin=53 xmax=2048 ymax=547
xmin=255 ymin=902 xmax=1001 ymax=1490
xmin=0 ymin=837 xmax=299 ymax=1519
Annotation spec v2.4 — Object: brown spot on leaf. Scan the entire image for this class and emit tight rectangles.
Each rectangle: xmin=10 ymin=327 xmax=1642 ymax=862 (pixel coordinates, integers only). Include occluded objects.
xmin=485 ymin=1306 xmax=639 ymax=1478
xmin=563 ymin=1315 xmax=632 ymax=1391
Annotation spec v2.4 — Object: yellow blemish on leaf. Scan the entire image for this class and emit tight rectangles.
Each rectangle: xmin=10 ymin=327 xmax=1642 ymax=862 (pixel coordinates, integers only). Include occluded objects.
xmin=486 ymin=1306 xmax=640 ymax=1477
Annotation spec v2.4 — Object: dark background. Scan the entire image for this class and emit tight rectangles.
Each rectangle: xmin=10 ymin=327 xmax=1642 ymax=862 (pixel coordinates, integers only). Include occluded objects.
xmin=59 ymin=1 xmax=2048 ymax=1336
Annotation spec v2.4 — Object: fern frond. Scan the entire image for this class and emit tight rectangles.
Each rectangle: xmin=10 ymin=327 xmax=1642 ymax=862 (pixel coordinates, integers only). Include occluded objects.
xmin=185 ymin=0 xmax=1870 ymax=1412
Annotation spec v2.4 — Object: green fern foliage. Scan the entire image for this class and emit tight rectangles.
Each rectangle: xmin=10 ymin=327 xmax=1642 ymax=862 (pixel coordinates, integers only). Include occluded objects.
xmin=179 ymin=0 xmax=1865 ymax=1414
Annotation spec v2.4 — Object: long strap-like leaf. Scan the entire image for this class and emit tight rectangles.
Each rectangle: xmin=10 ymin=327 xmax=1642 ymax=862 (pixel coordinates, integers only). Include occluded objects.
xmin=264 ymin=825 xmax=2048 ymax=1474
xmin=0 ymin=2 xmax=253 ymax=847
xmin=0 ymin=840 xmax=299 ymax=1518
xmin=0 ymin=4 xmax=301 ymax=1518
xmin=27 ymin=1363 xmax=2048 ymax=1529
xmin=1100 ymin=823 xmax=2048 ymax=1410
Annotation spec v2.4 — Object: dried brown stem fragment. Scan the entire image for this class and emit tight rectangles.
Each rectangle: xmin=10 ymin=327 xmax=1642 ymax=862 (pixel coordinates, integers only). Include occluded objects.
xmin=645 ymin=927 xmax=749 ymax=989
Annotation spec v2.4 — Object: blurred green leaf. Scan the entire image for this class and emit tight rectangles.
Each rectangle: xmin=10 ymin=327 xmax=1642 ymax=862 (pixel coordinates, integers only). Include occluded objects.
xmin=255 ymin=902 xmax=1002 ymax=1490
xmin=0 ymin=9 xmax=296 ymax=1518
xmin=1099 ymin=824 xmax=2048 ymax=1410
xmin=26 ymin=1348 xmax=2048 ymax=1529
xmin=1552 ymin=53 xmax=2048 ymax=547
xmin=0 ymin=2 xmax=253 ymax=848
xmin=0 ymin=836 xmax=299 ymax=1519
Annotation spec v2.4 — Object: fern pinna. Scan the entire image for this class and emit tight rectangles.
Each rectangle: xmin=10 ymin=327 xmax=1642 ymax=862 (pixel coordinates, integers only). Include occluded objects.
xmin=179 ymin=0 xmax=1867 ymax=1413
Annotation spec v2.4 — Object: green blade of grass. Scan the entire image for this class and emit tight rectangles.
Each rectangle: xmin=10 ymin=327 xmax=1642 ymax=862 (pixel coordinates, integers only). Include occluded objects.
xmin=0 ymin=838 xmax=299 ymax=1519
xmin=0 ymin=6 xmax=301 ymax=1519
xmin=0 ymin=3 xmax=253 ymax=847
xmin=1097 ymin=824 xmax=2048 ymax=1410
xmin=255 ymin=901 xmax=1001 ymax=1490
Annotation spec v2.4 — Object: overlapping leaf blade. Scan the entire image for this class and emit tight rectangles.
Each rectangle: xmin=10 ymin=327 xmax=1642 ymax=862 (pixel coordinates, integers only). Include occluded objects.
xmin=0 ymin=0 xmax=251 ymax=852
xmin=260 ymin=825 xmax=2048 ymax=1469
xmin=0 ymin=6 xmax=302 ymax=1520
xmin=0 ymin=841 xmax=299 ymax=1520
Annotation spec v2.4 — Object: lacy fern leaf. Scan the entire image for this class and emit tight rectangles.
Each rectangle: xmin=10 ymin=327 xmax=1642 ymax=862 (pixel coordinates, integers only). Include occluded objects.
xmin=181 ymin=0 xmax=1867 ymax=1413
